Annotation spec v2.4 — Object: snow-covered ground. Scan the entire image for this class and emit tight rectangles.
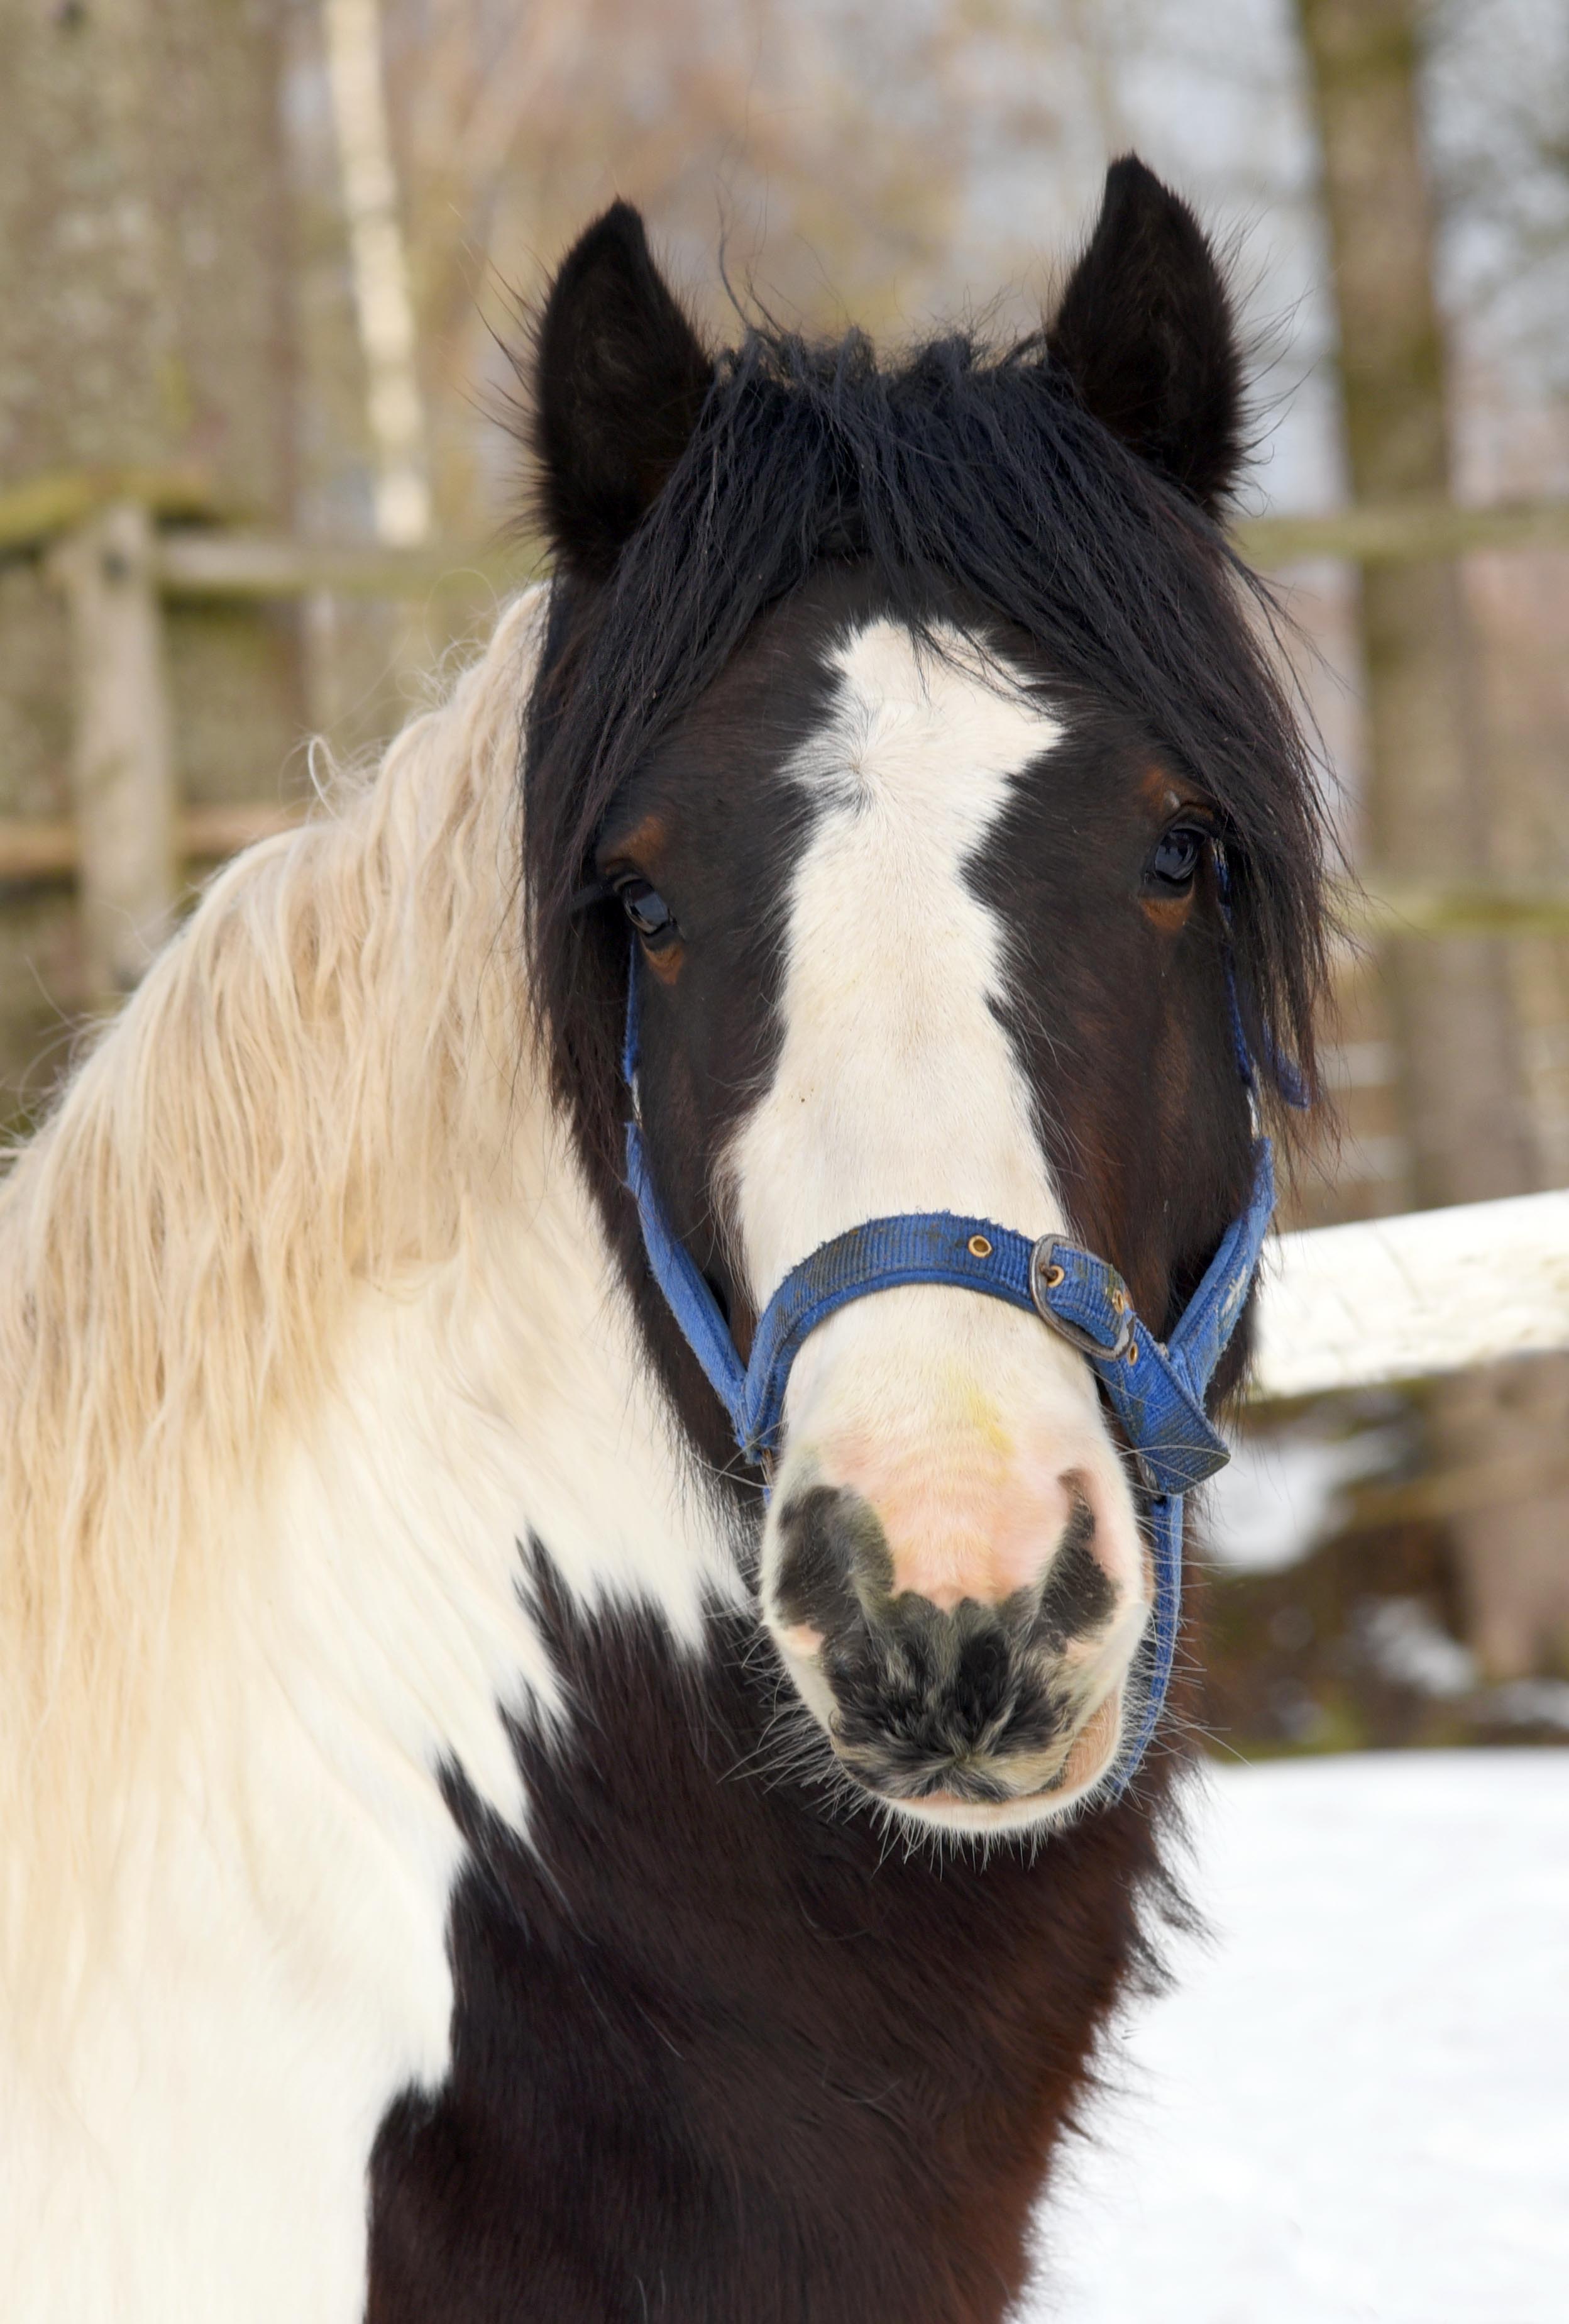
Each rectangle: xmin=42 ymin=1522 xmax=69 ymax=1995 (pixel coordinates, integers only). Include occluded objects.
xmin=1028 ymin=1751 xmax=1569 ymax=2324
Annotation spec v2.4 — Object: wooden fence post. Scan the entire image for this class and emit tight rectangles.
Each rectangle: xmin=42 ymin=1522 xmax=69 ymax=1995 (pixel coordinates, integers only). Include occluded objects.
xmin=48 ymin=502 xmax=177 ymax=1007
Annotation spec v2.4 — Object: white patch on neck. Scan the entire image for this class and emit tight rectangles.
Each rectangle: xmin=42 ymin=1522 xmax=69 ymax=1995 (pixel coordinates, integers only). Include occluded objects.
xmin=3 ymin=934 xmax=740 ymax=2324
xmin=4 ymin=1183 xmax=741 ymax=2324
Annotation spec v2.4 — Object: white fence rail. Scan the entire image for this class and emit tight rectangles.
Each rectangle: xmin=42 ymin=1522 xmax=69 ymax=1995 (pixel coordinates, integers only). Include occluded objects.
xmin=1255 ymin=1188 xmax=1569 ymax=1400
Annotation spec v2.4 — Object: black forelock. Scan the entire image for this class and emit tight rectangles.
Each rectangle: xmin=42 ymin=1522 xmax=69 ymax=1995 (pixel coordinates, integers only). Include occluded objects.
xmin=522 ymin=317 xmax=1333 ymax=1192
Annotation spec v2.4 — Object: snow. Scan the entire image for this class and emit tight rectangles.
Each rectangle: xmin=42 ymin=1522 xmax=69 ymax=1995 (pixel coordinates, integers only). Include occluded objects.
xmin=1027 ymin=1752 xmax=1569 ymax=2324
xmin=1357 ymin=1597 xmax=1478 ymax=1698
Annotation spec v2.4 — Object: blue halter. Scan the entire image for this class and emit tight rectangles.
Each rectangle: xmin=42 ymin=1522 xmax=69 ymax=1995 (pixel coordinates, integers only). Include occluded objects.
xmin=620 ymin=887 xmax=1296 ymax=1796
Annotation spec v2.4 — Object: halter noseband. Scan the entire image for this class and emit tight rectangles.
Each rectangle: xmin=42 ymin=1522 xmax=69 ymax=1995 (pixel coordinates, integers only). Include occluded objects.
xmin=619 ymin=873 xmax=1301 ymax=1798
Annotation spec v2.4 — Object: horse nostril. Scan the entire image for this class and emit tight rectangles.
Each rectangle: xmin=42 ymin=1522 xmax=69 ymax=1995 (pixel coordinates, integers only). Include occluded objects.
xmin=770 ymin=1483 xmax=893 ymax=1637
xmin=1030 ymin=1480 xmax=1118 ymax=1651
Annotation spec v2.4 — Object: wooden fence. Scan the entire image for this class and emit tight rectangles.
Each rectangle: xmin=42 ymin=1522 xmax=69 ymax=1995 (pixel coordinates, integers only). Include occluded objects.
xmin=4 ymin=473 xmax=1569 ymax=1388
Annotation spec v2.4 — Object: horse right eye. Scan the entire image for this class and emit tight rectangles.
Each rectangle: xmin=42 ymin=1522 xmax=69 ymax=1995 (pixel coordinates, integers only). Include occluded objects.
xmin=1146 ymin=826 xmax=1206 ymax=892
xmin=619 ymin=882 xmax=678 ymax=947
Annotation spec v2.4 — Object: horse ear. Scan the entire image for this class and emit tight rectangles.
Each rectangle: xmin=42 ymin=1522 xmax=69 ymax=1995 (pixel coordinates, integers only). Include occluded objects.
xmin=1047 ymin=157 xmax=1244 ymax=516
xmin=531 ymin=202 xmax=712 ymax=582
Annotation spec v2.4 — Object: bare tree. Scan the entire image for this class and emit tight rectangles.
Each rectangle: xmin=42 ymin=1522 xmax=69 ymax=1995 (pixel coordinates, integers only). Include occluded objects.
xmin=378 ymin=0 xmax=1087 ymax=531
xmin=1298 ymin=0 xmax=1569 ymax=1677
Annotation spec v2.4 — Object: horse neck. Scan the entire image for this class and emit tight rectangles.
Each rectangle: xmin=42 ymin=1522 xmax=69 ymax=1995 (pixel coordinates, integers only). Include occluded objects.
xmin=0 ymin=587 xmax=737 ymax=2018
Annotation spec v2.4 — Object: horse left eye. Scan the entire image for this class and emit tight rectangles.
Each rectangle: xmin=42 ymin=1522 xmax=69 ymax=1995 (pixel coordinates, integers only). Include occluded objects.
xmin=1147 ymin=826 xmax=1206 ymax=891
xmin=620 ymin=880 xmax=678 ymax=946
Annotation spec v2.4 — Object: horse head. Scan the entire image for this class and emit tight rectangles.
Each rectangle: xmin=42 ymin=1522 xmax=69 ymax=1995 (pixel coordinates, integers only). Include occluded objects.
xmin=522 ymin=165 xmax=1326 ymax=1835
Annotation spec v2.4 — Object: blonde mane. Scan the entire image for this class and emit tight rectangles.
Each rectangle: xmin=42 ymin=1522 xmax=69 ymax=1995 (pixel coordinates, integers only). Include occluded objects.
xmin=0 ymin=589 xmax=546 ymax=2002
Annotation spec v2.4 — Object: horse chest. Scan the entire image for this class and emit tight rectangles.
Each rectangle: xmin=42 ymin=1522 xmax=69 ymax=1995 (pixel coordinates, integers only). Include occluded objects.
xmin=366 ymin=1594 xmax=1163 ymax=2322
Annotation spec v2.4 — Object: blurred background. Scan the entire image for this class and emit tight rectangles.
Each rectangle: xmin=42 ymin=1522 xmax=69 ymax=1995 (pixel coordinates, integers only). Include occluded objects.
xmin=1 ymin=0 xmax=1566 ymax=1766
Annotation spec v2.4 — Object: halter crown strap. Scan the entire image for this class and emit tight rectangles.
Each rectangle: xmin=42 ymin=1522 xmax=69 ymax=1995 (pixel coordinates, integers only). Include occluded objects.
xmin=621 ymin=932 xmax=1286 ymax=1796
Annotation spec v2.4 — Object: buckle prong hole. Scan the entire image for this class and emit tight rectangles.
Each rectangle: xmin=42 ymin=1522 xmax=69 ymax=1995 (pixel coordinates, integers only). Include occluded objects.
xmin=1040 ymin=1261 xmax=1065 ymax=1289
xmin=967 ymin=1233 xmax=993 ymax=1259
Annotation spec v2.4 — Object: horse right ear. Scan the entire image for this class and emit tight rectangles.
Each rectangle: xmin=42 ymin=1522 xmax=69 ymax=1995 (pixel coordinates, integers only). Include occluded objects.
xmin=531 ymin=203 xmax=713 ymax=584
xmin=1046 ymin=157 xmax=1245 ymax=516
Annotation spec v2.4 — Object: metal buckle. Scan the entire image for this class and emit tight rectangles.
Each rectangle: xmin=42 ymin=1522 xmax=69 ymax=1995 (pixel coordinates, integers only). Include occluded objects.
xmin=1029 ymin=1235 xmax=1135 ymax=1361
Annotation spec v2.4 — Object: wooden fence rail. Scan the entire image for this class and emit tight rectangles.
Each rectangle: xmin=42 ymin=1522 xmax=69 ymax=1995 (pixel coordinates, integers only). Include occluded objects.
xmin=0 ymin=804 xmax=301 ymax=883
xmin=144 ymin=497 xmax=1569 ymax=597
xmin=8 ymin=479 xmax=1569 ymax=571
xmin=135 ymin=497 xmax=1569 ymax=597
xmin=154 ymin=530 xmax=524 ymax=602
xmin=1238 ymin=498 xmax=1569 ymax=567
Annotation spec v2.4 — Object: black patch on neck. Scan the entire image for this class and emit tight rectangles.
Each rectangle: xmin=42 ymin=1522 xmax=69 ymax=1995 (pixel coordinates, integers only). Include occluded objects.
xmin=366 ymin=1539 xmax=1187 ymax=2324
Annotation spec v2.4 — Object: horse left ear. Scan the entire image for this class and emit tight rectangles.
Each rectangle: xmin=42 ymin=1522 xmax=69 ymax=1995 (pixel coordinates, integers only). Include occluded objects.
xmin=1047 ymin=157 xmax=1244 ymax=516
xmin=531 ymin=202 xmax=713 ymax=584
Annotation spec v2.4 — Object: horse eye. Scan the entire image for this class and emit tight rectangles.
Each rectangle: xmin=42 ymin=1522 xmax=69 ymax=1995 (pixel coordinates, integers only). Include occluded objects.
xmin=1147 ymin=826 xmax=1206 ymax=891
xmin=619 ymin=880 xmax=678 ymax=946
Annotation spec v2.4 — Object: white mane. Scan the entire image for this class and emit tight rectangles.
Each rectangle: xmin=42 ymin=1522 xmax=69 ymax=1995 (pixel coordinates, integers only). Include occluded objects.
xmin=0 ymin=591 xmax=524 ymax=2008
xmin=0 ymin=588 xmax=730 ymax=2054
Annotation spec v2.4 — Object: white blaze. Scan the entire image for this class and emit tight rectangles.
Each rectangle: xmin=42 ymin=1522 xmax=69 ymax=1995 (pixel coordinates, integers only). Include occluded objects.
xmin=728 ymin=617 xmax=1066 ymax=1292
xmin=726 ymin=616 xmax=1146 ymax=1629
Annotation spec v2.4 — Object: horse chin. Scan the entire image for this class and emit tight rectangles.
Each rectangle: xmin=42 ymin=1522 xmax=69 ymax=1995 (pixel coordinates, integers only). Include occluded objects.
xmin=769 ymin=1630 xmax=1127 ymax=1837
xmin=867 ymin=1686 xmax=1126 ymax=1836
xmin=877 ymin=1692 xmax=1125 ymax=1835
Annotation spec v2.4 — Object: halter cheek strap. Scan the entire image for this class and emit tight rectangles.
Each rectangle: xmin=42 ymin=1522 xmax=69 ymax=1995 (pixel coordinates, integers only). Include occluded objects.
xmin=621 ymin=918 xmax=1296 ymax=1796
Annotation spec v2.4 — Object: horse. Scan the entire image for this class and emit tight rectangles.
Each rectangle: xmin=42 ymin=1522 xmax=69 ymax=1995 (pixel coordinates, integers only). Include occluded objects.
xmin=0 ymin=157 xmax=1328 ymax=2321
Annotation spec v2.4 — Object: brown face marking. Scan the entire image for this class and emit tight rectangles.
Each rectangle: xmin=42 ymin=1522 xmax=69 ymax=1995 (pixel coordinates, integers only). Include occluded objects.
xmin=605 ymin=809 xmax=669 ymax=870
xmin=1142 ymin=890 xmax=1194 ymax=934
